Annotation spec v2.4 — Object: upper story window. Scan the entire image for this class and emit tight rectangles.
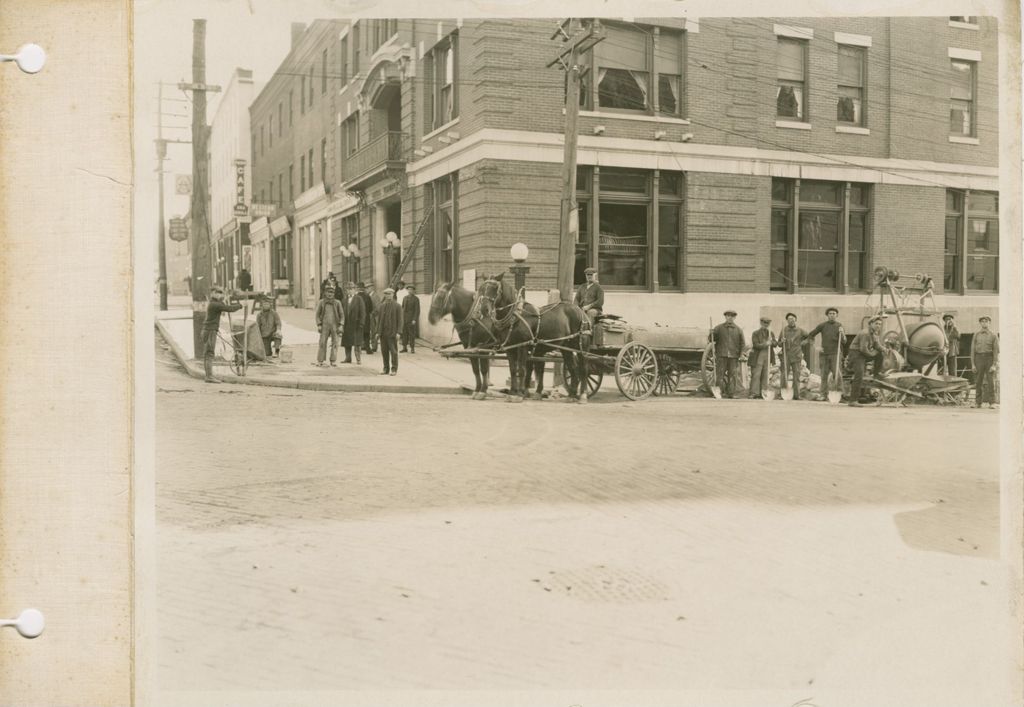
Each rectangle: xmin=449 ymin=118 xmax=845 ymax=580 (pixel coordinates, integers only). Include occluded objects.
xmin=950 ymin=59 xmax=976 ymax=136
xmin=308 ymin=65 xmax=315 ymax=107
xmin=321 ymin=50 xmax=328 ymax=94
xmin=777 ymin=37 xmax=808 ymax=120
xmin=370 ymin=19 xmax=398 ymax=53
xmin=949 ymin=16 xmax=978 ymax=25
xmin=424 ymin=32 xmax=459 ymax=130
xmin=352 ymin=23 xmax=361 ymax=74
xmin=837 ymin=45 xmax=865 ymax=126
xmin=300 ymin=76 xmax=306 ymax=115
xmin=289 ymin=90 xmax=294 ymax=125
xmin=342 ymin=113 xmax=359 ymax=156
xmin=585 ymin=22 xmax=685 ymax=117
xmin=277 ymin=103 xmax=283 ymax=136
xmin=269 ymin=116 xmax=273 ymax=148
xmin=340 ymin=36 xmax=348 ymax=85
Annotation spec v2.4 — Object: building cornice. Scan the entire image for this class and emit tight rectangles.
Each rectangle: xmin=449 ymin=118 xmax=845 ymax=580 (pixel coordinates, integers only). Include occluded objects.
xmin=405 ymin=129 xmax=1000 ymax=191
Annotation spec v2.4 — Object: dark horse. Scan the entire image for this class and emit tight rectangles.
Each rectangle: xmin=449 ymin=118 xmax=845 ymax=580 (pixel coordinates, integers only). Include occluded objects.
xmin=428 ymin=282 xmax=494 ymax=400
xmin=476 ymin=274 xmax=591 ymax=403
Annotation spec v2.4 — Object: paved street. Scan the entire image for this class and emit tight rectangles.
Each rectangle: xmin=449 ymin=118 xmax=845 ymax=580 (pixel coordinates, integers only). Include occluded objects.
xmin=153 ymin=335 xmax=1013 ymax=706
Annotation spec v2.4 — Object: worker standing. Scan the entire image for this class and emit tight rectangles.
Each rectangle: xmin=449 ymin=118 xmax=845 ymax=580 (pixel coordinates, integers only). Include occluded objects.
xmin=846 ymin=315 xmax=883 ymax=407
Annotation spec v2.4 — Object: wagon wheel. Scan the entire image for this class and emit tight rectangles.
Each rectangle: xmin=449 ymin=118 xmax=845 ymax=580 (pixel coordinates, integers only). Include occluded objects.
xmin=653 ymin=354 xmax=681 ymax=396
xmin=700 ymin=343 xmax=717 ymax=392
xmin=583 ymin=369 xmax=604 ymax=397
xmin=614 ymin=342 xmax=659 ymax=401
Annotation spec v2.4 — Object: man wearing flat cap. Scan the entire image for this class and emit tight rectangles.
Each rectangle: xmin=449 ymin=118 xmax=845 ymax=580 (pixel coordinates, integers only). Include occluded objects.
xmin=342 ymin=282 xmax=366 ymax=364
xmin=711 ymin=309 xmax=747 ymax=398
xmin=846 ymin=315 xmax=884 ymax=406
xmin=970 ymin=315 xmax=999 ymax=408
xmin=377 ymin=287 xmax=403 ymax=376
xmin=778 ymin=312 xmax=809 ymax=400
xmin=942 ymin=314 xmax=960 ymax=376
xmin=574 ymin=267 xmax=604 ymax=326
xmin=806 ymin=307 xmax=845 ymax=401
xmin=748 ymin=316 xmax=776 ymax=399
xmin=401 ymin=283 xmax=420 ymax=354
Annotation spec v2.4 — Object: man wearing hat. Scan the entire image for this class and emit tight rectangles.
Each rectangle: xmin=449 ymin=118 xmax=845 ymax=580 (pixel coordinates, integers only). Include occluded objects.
xmin=401 ymin=283 xmax=420 ymax=353
xmin=778 ymin=312 xmax=809 ymax=400
xmin=361 ymin=282 xmax=379 ymax=354
xmin=942 ymin=314 xmax=961 ymax=376
xmin=256 ymin=295 xmax=283 ymax=359
xmin=748 ymin=316 xmax=776 ymax=399
xmin=970 ymin=315 xmax=999 ymax=408
xmin=342 ymin=282 xmax=366 ymax=364
xmin=201 ymin=286 xmax=242 ymax=383
xmin=711 ymin=309 xmax=747 ymax=398
xmin=574 ymin=267 xmax=604 ymax=326
xmin=377 ymin=287 xmax=403 ymax=375
xmin=806 ymin=307 xmax=845 ymax=401
xmin=846 ymin=315 xmax=884 ymax=406
xmin=314 ymin=286 xmax=345 ymax=367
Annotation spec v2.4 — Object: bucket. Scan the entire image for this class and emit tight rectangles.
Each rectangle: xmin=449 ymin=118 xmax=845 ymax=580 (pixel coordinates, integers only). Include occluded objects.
xmin=279 ymin=348 xmax=293 ymax=363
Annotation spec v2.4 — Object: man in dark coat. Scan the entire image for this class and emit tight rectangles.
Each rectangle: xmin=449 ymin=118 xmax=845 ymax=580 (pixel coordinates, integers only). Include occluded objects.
xmin=779 ymin=312 xmax=809 ymax=400
xmin=806 ymin=307 xmax=845 ymax=401
xmin=748 ymin=316 xmax=776 ymax=399
xmin=574 ymin=267 xmax=604 ymax=325
xmin=201 ymin=286 xmax=242 ymax=383
xmin=377 ymin=287 xmax=403 ymax=376
xmin=847 ymin=316 xmax=883 ymax=407
xmin=401 ymin=283 xmax=420 ymax=353
xmin=970 ymin=315 xmax=999 ymax=408
xmin=359 ymin=282 xmax=377 ymax=354
xmin=237 ymin=268 xmax=253 ymax=292
xmin=342 ymin=281 xmax=366 ymax=364
xmin=711 ymin=309 xmax=747 ymax=398
xmin=943 ymin=313 xmax=961 ymax=376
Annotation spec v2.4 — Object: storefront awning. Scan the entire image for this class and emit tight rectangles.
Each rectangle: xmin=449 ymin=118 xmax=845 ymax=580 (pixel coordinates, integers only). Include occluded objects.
xmin=270 ymin=215 xmax=292 ymax=237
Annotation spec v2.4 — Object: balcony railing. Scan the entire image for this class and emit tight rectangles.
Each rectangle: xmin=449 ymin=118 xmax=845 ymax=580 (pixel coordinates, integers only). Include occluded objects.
xmin=342 ymin=131 xmax=408 ymax=185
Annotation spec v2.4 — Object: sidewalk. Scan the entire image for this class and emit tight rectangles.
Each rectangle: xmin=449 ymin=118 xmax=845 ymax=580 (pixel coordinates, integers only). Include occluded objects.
xmin=155 ymin=303 xmax=487 ymax=395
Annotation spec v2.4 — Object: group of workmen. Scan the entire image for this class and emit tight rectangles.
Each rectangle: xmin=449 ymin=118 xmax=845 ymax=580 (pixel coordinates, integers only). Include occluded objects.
xmin=309 ymin=272 xmax=421 ymax=376
xmin=709 ymin=308 xmax=999 ymax=408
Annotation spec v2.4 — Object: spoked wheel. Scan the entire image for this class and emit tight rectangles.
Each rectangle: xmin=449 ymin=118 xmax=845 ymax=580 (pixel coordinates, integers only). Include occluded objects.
xmin=700 ymin=343 xmax=717 ymax=392
xmin=653 ymin=354 xmax=680 ymax=396
xmin=614 ymin=342 xmax=659 ymax=401
xmin=583 ymin=369 xmax=604 ymax=397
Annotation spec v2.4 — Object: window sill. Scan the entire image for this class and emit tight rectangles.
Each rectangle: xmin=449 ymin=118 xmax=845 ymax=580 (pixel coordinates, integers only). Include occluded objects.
xmin=776 ymin=120 xmax=811 ymax=130
xmin=836 ymin=125 xmax=870 ymax=135
xmin=948 ymin=21 xmax=979 ymax=30
xmin=424 ymin=117 xmax=460 ymax=142
xmin=576 ymin=109 xmax=691 ymax=126
xmin=949 ymin=135 xmax=980 ymax=145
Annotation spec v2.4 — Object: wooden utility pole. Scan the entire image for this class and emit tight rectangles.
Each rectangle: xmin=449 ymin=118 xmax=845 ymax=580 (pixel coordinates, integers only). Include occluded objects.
xmin=548 ymin=19 xmax=603 ymax=302
xmin=181 ymin=19 xmax=221 ymax=356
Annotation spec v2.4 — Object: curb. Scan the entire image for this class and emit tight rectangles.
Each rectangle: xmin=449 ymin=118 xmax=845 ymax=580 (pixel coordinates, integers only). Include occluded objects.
xmin=155 ymin=320 xmax=468 ymax=396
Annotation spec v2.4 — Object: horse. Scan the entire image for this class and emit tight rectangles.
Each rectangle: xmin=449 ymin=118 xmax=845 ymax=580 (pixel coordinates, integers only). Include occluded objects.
xmin=428 ymin=281 xmax=493 ymax=400
xmin=476 ymin=274 xmax=591 ymax=403
xmin=472 ymin=274 xmax=539 ymax=402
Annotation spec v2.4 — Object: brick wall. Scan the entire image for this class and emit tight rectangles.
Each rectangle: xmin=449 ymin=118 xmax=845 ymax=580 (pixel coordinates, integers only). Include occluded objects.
xmin=870 ymin=184 xmax=946 ymax=290
xmin=684 ymin=173 xmax=765 ymax=292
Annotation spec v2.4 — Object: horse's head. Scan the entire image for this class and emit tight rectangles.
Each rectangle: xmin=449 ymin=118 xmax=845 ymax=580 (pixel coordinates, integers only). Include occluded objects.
xmin=428 ymin=281 xmax=453 ymax=325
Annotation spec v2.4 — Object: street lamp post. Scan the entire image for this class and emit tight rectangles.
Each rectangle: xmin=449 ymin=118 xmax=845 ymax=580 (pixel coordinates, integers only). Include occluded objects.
xmin=380 ymin=231 xmax=400 ymax=286
xmin=509 ymin=242 xmax=530 ymax=291
xmin=341 ymin=242 xmax=361 ymax=283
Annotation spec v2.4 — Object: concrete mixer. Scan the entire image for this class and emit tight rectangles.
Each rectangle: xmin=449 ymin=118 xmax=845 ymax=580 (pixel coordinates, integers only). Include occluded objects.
xmin=871 ymin=267 xmax=948 ymax=372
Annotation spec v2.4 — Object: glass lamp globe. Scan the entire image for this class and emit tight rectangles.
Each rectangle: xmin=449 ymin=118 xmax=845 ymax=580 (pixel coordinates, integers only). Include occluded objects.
xmin=510 ymin=242 xmax=529 ymax=262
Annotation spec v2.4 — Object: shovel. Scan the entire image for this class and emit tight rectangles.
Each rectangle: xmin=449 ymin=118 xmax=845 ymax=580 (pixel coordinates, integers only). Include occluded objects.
xmin=779 ymin=333 xmax=794 ymax=401
xmin=708 ymin=317 xmax=722 ymax=399
xmin=827 ymin=328 xmax=844 ymax=405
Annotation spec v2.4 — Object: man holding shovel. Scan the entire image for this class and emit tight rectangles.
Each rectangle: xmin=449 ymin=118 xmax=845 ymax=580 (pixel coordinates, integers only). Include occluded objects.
xmin=847 ymin=315 xmax=884 ymax=407
xmin=778 ymin=312 xmax=808 ymax=400
xmin=748 ymin=316 xmax=776 ymax=399
xmin=806 ymin=307 xmax=844 ymax=402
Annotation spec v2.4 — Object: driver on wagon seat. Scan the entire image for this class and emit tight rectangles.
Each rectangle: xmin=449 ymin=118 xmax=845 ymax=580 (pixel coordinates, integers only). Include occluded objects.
xmin=574 ymin=266 xmax=604 ymax=326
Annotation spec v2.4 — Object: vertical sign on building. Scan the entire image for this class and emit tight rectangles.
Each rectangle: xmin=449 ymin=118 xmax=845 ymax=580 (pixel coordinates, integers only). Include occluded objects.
xmin=233 ymin=159 xmax=248 ymax=217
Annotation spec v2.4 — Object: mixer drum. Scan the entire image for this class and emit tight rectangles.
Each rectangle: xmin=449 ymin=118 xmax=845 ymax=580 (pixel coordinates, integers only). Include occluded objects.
xmin=904 ymin=321 xmax=947 ymax=369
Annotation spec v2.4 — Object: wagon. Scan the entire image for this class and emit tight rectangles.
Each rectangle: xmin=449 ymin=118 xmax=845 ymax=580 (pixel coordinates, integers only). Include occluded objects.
xmin=549 ymin=316 xmax=717 ymax=401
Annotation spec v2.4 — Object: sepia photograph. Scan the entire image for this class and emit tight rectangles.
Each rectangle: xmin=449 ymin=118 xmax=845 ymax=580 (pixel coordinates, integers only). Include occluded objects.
xmin=129 ymin=1 xmax=1021 ymax=705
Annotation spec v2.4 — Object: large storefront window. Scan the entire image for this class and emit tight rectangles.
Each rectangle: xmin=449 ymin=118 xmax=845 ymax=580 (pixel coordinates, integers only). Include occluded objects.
xmin=341 ymin=213 xmax=360 ymax=283
xmin=945 ymin=189 xmax=998 ymax=292
xmin=429 ymin=173 xmax=457 ymax=284
xmin=772 ymin=178 xmax=871 ymax=292
xmin=575 ymin=167 xmax=683 ymax=290
xmin=271 ymin=233 xmax=291 ymax=280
